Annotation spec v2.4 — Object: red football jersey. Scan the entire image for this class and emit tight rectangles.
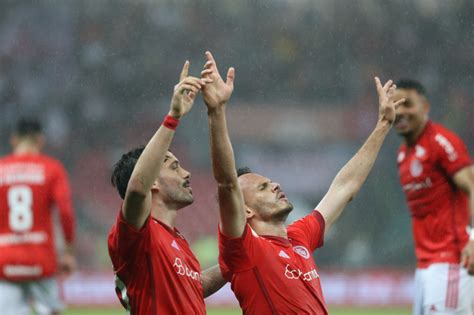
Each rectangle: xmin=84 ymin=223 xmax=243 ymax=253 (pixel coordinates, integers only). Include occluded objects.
xmin=397 ymin=121 xmax=472 ymax=268
xmin=0 ymin=153 xmax=75 ymax=281
xmin=108 ymin=211 xmax=206 ymax=315
xmin=219 ymin=210 xmax=328 ymax=315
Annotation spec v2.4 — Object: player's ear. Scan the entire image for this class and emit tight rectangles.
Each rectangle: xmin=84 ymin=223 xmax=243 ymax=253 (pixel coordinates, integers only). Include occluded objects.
xmin=245 ymin=206 xmax=255 ymax=219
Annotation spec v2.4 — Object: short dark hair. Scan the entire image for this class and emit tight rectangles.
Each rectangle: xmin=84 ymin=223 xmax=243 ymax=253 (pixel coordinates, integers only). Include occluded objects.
xmin=111 ymin=146 xmax=145 ymax=199
xmin=395 ymin=79 xmax=427 ymax=96
xmin=14 ymin=118 xmax=42 ymax=137
xmin=237 ymin=167 xmax=252 ymax=177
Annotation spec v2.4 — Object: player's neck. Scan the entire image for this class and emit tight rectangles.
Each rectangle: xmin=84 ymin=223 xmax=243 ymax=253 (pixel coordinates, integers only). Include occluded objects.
xmin=151 ymin=199 xmax=178 ymax=228
xmin=250 ymin=220 xmax=288 ymax=239
xmin=404 ymin=120 xmax=428 ymax=147
xmin=13 ymin=143 xmax=41 ymax=155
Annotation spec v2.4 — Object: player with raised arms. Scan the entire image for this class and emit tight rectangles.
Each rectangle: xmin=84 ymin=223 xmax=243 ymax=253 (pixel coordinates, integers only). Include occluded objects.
xmin=108 ymin=61 xmax=226 ymax=314
xmin=201 ymin=50 xmax=403 ymax=314
xmin=0 ymin=118 xmax=76 ymax=315
xmin=394 ymin=79 xmax=474 ymax=314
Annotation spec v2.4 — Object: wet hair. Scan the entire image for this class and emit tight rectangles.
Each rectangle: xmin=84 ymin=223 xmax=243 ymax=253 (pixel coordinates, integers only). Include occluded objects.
xmin=111 ymin=146 xmax=145 ymax=199
xmin=237 ymin=167 xmax=252 ymax=177
xmin=395 ymin=79 xmax=427 ymax=96
xmin=14 ymin=118 xmax=43 ymax=138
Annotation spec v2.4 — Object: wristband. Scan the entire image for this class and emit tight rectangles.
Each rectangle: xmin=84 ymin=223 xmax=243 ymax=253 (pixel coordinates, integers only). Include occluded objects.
xmin=163 ymin=115 xmax=180 ymax=130
xmin=470 ymin=229 xmax=474 ymax=241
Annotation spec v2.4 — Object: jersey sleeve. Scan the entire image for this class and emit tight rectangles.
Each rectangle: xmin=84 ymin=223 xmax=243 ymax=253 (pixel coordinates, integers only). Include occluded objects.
xmin=52 ymin=162 xmax=75 ymax=243
xmin=434 ymin=131 xmax=472 ymax=177
xmin=218 ymin=224 xmax=256 ymax=281
xmin=108 ymin=210 xmax=151 ymax=273
xmin=287 ymin=210 xmax=326 ymax=252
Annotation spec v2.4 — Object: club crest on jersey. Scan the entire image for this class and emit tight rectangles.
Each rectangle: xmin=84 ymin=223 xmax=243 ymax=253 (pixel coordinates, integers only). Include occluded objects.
xmin=397 ymin=151 xmax=405 ymax=163
xmin=410 ymin=159 xmax=423 ymax=177
xmin=293 ymin=245 xmax=310 ymax=259
xmin=415 ymin=145 xmax=426 ymax=158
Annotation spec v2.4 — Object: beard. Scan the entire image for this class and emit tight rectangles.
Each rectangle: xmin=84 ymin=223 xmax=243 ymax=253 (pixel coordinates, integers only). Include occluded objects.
xmin=262 ymin=201 xmax=293 ymax=222
xmin=162 ymin=186 xmax=194 ymax=209
xmin=275 ymin=201 xmax=293 ymax=218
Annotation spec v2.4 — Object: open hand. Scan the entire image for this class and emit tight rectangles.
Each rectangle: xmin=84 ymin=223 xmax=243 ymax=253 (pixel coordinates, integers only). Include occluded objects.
xmin=375 ymin=77 xmax=405 ymax=125
xmin=201 ymin=51 xmax=235 ymax=112
xmin=170 ymin=61 xmax=212 ymax=119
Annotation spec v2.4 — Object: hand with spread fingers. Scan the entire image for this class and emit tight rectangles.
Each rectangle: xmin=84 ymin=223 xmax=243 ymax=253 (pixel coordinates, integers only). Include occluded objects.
xmin=169 ymin=60 xmax=212 ymax=119
xmin=374 ymin=77 xmax=405 ymax=125
xmin=201 ymin=51 xmax=235 ymax=111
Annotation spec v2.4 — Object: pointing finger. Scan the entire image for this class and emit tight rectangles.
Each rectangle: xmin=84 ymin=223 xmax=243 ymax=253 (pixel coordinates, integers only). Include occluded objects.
xmin=205 ymin=51 xmax=216 ymax=65
xmin=374 ymin=76 xmax=383 ymax=92
xmin=226 ymin=67 xmax=235 ymax=87
xmin=383 ymin=79 xmax=393 ymax=92
xmin=179 ymin=60 xmax=190 ymax=81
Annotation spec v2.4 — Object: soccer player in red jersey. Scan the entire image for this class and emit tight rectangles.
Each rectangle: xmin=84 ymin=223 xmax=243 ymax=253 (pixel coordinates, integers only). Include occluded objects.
xmin=0 ymin=118 xmax=76 ymax=315
xmin=201 ymin=51 xmax=402 ymax=314
xmin=107 ymin=61 xmax=226 ymax=315
xmin=394 ymin=79 xmax=474 ymax=315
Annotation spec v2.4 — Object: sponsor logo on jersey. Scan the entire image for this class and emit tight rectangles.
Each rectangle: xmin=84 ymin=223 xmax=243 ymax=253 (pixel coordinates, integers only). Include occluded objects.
xmin=435 ymin=134 xmax=458 ymax=162
xmin=397 ymin=151 xmax=406 ymax=163
xmin=279 ymin=250 xmax=290 ymax=259
xmin=410 ymin=159 xmax=423 ymax=177
xmin=171 ymin=240 xmax=180 ymax=251
xmin=284 ymin=264 xmax=319 ymax=281
xmin=415 ymin=145 xmax=426 ymax=158
xmin=293 ymin=245 xmax=310 ymax=259
xmin=402 ymin=177 xmax=432 ymax=192
xmin=172 ymin=258 xmax=200 ymax=281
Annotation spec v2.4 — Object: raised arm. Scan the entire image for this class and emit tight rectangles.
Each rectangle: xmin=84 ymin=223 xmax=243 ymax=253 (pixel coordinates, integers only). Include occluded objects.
xmin=317 ymin=78 xmax=405 ymax=233
xmin=123 ymin=61 xmax=209 ymax=229
xmin=455 ymin=166 xmax=474 ymax=274
xmin=201 ymin=51 xmax=246 ymax=238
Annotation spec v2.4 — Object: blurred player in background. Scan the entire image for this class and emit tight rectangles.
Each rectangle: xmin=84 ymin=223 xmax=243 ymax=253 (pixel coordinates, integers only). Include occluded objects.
xmin=394 ymin=79 xmax=474 ymax=315
xmin=108 ymin=61 xmax=225 ymax=315
xmin=201 ymin=50 xmax=402 ymax=314
xmin=0 ymin=118 xmax=76 ymax=315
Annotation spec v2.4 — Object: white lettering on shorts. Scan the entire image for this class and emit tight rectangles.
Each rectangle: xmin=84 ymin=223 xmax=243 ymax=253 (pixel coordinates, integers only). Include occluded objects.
xmin=4 ymin=265 xmax=42 ymax=277
xmin=172 ymin=258 xmax=200 ymax=281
